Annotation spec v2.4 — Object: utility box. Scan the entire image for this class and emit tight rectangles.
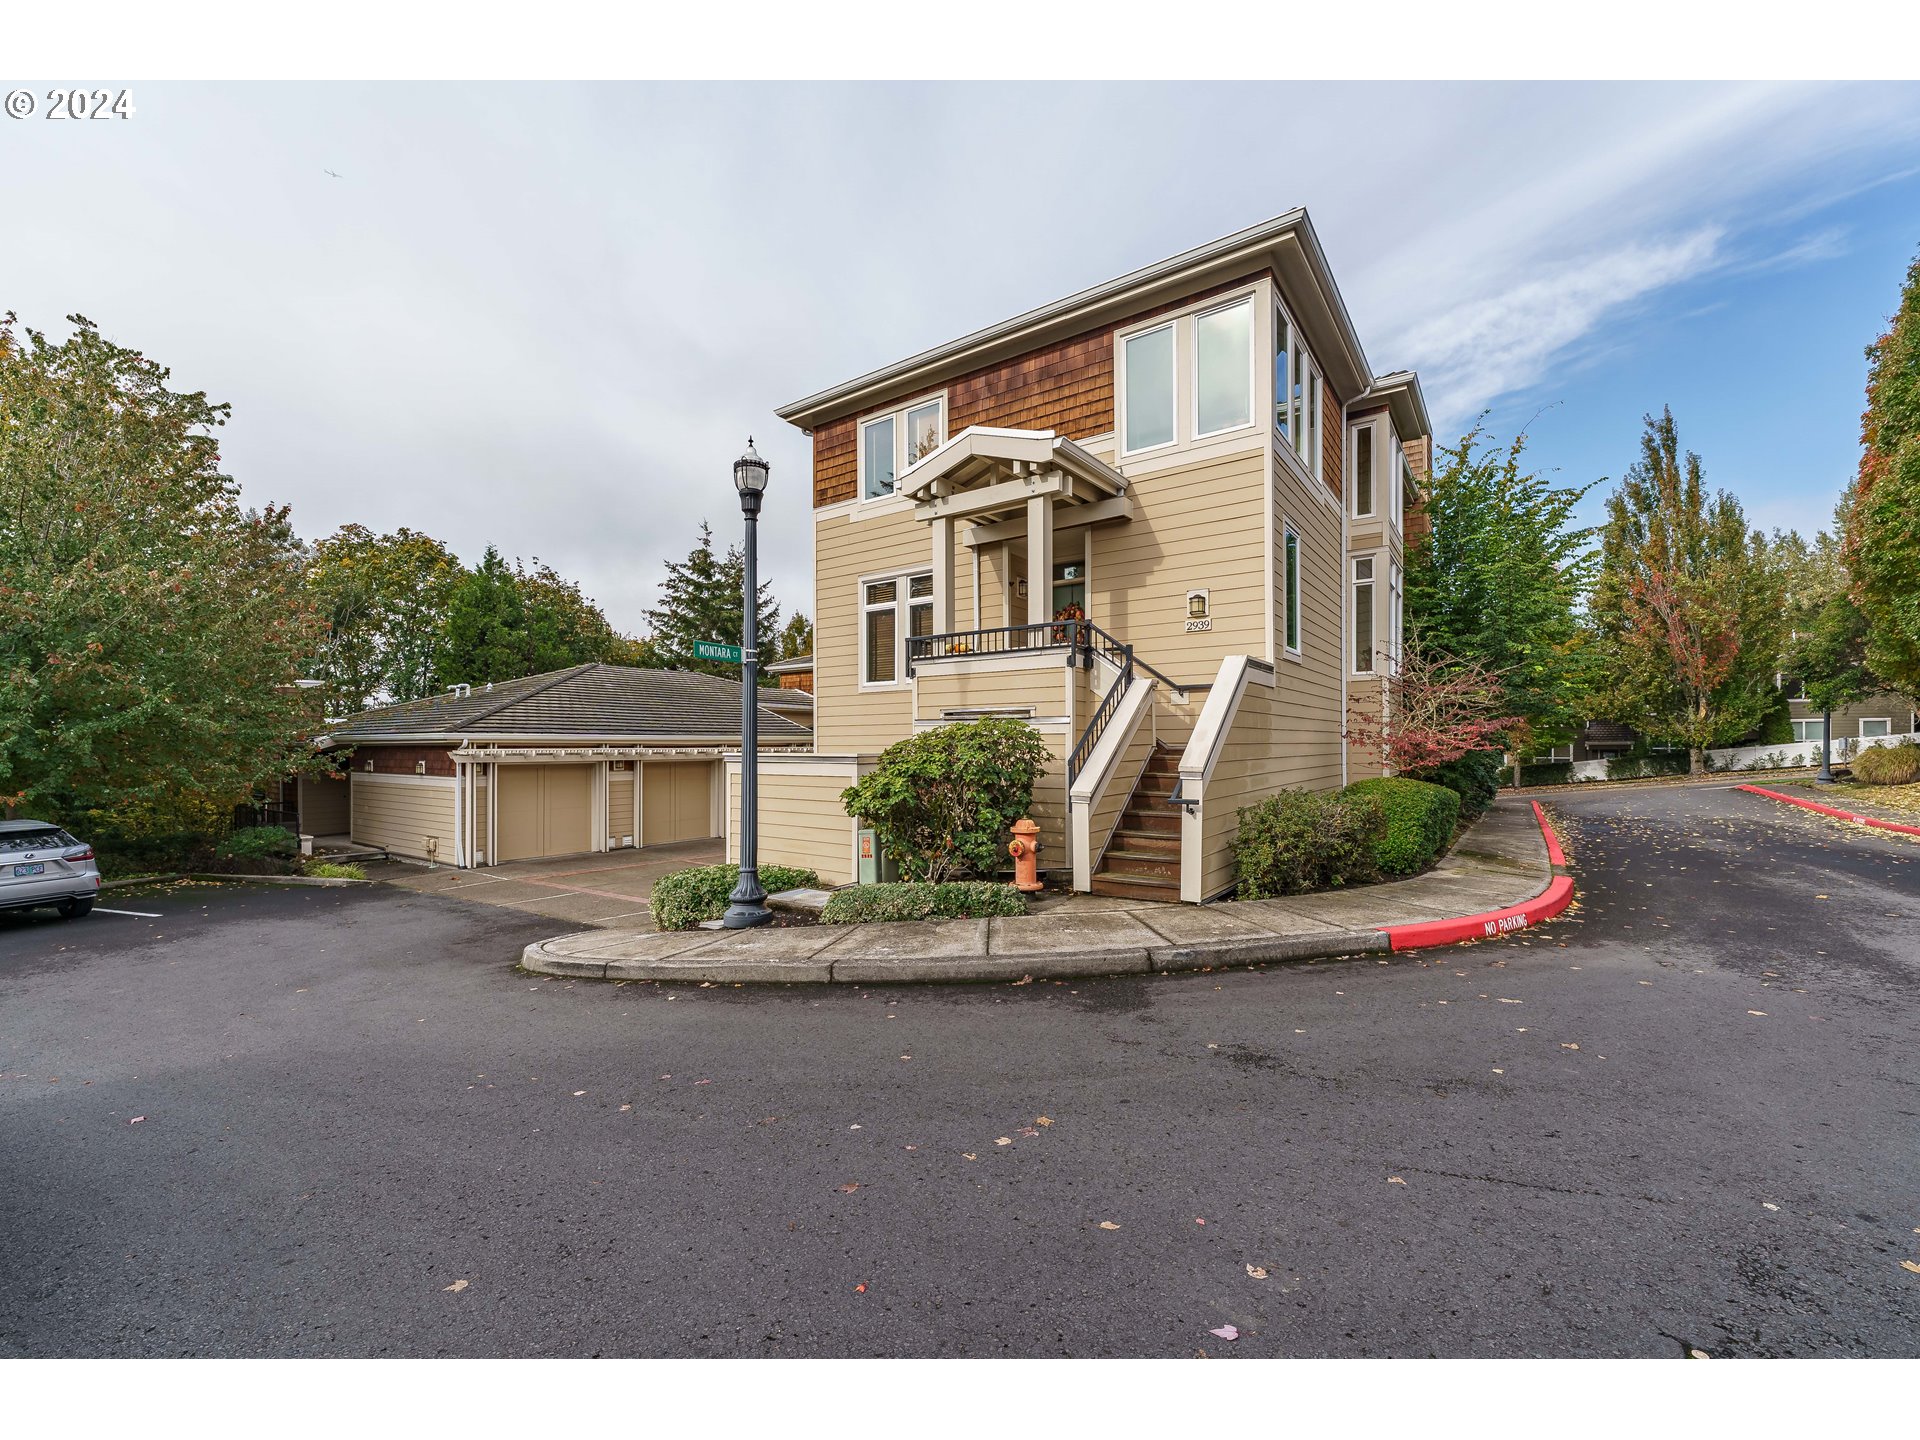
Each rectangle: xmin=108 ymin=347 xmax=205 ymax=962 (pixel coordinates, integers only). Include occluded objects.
xmin=857 ymin=829 xmax=899 ymax=885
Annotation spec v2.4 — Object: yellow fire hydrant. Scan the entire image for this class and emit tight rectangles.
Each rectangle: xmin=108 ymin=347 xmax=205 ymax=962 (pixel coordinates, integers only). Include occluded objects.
xmin=1008 ymin=817 xmax=1044 ymax=893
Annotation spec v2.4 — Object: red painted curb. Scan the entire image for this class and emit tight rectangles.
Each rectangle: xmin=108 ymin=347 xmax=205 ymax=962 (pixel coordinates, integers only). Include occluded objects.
xmin=1378 ymin=802 xmax=1574 ymax=952
xmin=1736 ymin=784 xmax=1920 ymax=838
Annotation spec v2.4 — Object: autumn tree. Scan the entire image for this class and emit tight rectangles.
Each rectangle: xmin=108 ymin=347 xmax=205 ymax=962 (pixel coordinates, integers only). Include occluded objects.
xmin=0 ymin=312 xmax=324 ymax=828
xmin=1590 ymin=408 xmax=1783 ymax=774
xmin=304 ymin=524 xmax=462 ymax=714
xmin=643 ymin=522 xmax=781 ymax=680
xmin=1407 ymin=422 xmax=1597 ymax=748
xmin=1846 ymin=246 xmax=1920 ymax=693
xmin=1344 ymin=637 xmax=1516 ymax=774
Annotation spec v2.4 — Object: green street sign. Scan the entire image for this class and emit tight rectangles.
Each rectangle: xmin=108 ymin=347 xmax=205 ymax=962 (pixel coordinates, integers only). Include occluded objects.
xmin=694 ymin=640 xmax=743 ymax=664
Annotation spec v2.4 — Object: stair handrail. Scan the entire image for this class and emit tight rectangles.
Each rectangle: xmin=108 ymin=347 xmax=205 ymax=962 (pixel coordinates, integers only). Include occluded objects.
xmin=1067 ymin=638 xmax=1131 ymax=785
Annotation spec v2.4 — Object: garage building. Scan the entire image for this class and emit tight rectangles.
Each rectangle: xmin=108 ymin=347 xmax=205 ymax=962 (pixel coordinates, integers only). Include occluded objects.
xmin=315 ymin=663 xmax=810 ymax=867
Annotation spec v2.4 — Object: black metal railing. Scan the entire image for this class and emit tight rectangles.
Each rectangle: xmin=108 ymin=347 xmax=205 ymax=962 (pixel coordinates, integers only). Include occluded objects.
xmin=1068 ymin=645 xmax=1133 ymax=784
xmin=906 ymin=621 xmax=1080 ymax=670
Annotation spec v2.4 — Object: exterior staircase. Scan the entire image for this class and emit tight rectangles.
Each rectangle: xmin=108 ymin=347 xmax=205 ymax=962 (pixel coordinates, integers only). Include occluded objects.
xmin=1088 ymin=742 xmax=1182 ymax=901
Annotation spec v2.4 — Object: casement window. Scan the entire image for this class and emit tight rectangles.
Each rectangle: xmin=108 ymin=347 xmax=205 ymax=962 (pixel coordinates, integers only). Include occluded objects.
xmin=862 ymin=572 xmax=933 ymax=685
xmin=1194 ymin=297 xmax=1254 ymax=438
xmin=859 ymin=396 xmax=945 ymax=500
xmin=1791 ymin=718 xmax=1826 ymax=744
xmin=1274 ymin=304 xmax=1322 ymax=482
xmin=1352 ymin=425 xmax=1376 ymax=519
xmin=1860 ymin=717 xmax=1893 ymax=738
xmin=1283 ymin=523 xmax=1302 ymax=655
xmin=1122 ymin=322 xmax=1176 ymax=454
xmin=1393 ymin=447 xmax=1408 ymax=529
xmin=1388 ymin=561 xmax=1404 ymax=673
xmin=1352 ymin=557 xmax=1375 ymax=674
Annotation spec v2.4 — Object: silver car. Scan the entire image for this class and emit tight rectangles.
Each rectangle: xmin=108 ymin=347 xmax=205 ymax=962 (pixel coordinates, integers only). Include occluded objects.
xmin=0 ymin=819 xmax=102 ymax=919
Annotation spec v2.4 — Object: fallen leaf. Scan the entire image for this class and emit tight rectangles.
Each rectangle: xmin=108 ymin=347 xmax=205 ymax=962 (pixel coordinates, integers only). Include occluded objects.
xmin=837 ymin=1182 xmax=861 ymax=1193
xmin=573 ymin=1090 xmax=586 ymax=1097
xmin=1747 ymin=1011 xmax=1768 ymax=1017
xmin=854 ymin=1283 xmax=867 ymax=1293
xmin=899 ymin=1055 xmax=911 ymax=1061
xmin=904 ymin=1144 xmax=918 ymax=1152
xmin=1099 ymin=1221 xmax=1121 ymax=1230
xmin=1762 ymin=1203 xmax=1779 ymax=1211
xmin=1497 ymin=998 xmax=1523 ymax=1004
xmin=1688 ymin=1347 xmax=1710 ymax=1359
xmin=850 ymin=1124 xmax=862 ymax=1130
xmin=1492 ymin=1068 xmax=1505 ymax=1075
xmin=1018 ymin=1127 xmax=1040 ymax=1138
xmin=1561 ymin=1042 xmax=1581 ymax=1050
xmin=695 ymin=1079 xmax=712 ymax=1085
xmin=619 ymin=1103 xmax=632 ymax=1112
xmin=129 ymin=1116 xmax=145 ymax=1124
xmin=1388 ymin=1176 xmax=1406 ymax=1185
xmin=1245 ymin=1264 xmax=1268 ymax=1279
xmin=1209 ymin=1324 xmax=1240 ymax=1341
xmin=995 ymin=1137 xmax=1012 ymax=1146
xmin=1902 ymin=1261 xmax=1920 ymax=1275
xmin=962 ymin=1153 xmax=977 ymax=1161
xmin=1034 ymin=1116 xmax=1053 ymax=1127
xmin=444 ymin=1279 xmax=468 ymax=1293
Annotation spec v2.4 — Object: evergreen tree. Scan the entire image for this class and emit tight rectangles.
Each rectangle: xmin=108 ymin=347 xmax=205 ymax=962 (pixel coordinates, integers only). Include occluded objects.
xmin=1845 ymin=246 xmax=1920 ymax=694
xmin=1780 ymin=505 xmax=1879 ymax=727
xmin=773 ymin=612 xmax=814 ymax=664
xmin=1406 ymin=423 xmax=1597 ymax=752
xmin=432 ymin=549 xmax=627 ymax=689
xmin=643 ymin=522 xmax=781 ymax=680
xmin=1590 ymin=408 xmax=1783 ymax=773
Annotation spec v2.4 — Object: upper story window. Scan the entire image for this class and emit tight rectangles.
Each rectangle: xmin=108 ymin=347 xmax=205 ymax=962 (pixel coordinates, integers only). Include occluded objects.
xmin=859 ymin=395 xmax=945 ymax=500
xmin=1122 ymin=322 xmax=1176 ymax=454
xmin=1393 ymin=445 xmax=1409 ymax=529
xmin=1274 ymin=304 xmax=1322 ymax=484
xmin=1194 ymin=297 xmax=1254 ymax=438
xmin=1352 ymin=424 xmax=1376 ymax=519
xmin=1352 ymin=556 xmax=1375 ymax=674
xmin=861 ymin=571 xmax=934 ymax=685
xmin=1283 ymin=523 xmax=1302 ymax=656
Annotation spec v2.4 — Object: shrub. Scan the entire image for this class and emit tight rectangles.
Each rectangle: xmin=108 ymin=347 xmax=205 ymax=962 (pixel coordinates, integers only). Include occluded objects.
xmin=1853 ymin=741 xmax=1920 ymax=786
xmin=1409 ymin=749 xmax=1503 ymax=819
xmin=1515 ymin=760 xmax=1574 ymax=787
xmin=1233 ymin=789 xmax=1385 ymax=899
xmin=304 ymin=861 xmax=366 ymax=880
xmin=819 ymin=881 xmax=1027 ymax=925
xmin=1342 ymin=776 xmax=1461 ymax=876
xmin=650 ymin=863 xmax=821 ymax=931
xmin=217 ymin=826 xmax=298 ymax=861
xmin=840 ymin=717 xmax=1052 ymax=881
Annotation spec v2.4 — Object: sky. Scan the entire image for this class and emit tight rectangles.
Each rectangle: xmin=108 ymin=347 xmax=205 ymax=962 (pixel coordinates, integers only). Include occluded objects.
xmin=5 ymin=80 xmax=1918 ymax=636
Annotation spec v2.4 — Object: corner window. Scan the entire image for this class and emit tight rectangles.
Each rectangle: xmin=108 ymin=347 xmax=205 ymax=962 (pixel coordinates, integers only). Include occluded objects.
xmin=1283 ymin=524 xmax=1301 ymax=655
xmin=1122 ymin=322 xmax=1175 ymax=454
xmin=858 ymin=395 xmax=945 ymax=501
xmin=862 ymin=571 xmax=933 ymax=685
xmin=1194 ymin=298 xmax=1253 ymax=437
xmin=1352 ymin=425 xmax=1375 ymax=518
xmin=1275 ymin=302 xmax=1321 ymax=482
xmin=1352 ymin=557 xmax=1374 ymax=674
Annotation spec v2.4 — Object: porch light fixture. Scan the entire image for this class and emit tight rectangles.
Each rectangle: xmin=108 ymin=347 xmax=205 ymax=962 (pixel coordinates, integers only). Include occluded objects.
xmin=724 ymin=437 xmax=774 ymax=929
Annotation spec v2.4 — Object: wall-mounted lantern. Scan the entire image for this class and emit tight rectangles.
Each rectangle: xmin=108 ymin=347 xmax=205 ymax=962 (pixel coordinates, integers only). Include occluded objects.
xmin=1185 ymin=589 xmax=1212 ymax=633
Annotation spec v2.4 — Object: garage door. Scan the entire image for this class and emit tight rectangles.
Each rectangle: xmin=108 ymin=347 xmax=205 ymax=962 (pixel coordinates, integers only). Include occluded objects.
xmin=495 ymin=764 xmax=594 ymax=862
xmin=643 ymin=762 xmax=715 ymax=846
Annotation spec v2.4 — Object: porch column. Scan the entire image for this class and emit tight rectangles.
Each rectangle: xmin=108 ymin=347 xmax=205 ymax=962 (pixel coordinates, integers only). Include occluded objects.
xmin=931 ymin=514 xmax=954 ymax=632
xmin=1026 ymin=493 xmax=1051 ymax=635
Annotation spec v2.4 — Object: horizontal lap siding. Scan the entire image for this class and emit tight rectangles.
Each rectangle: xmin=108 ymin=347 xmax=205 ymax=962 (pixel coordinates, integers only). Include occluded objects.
xmin=608 ymin=774 xmax=634 ymax=845
xmin=727 ymin=765 xmax=860 ymax=886
xmin=1274 ymin=457 xmax=1345 ymax=796
xmin=1346 ymin=678 xmax=1387 ymax=780
xmin=1093 ymin=450 xmax=1267 ymax=687
xmin=351 ymin=775 xmax=456 ymax=861
xmin=916 ymin=663 xmax=1070 ymax=719
xmin=475 ymin=774 xmax=490 ymax=860
xmin=1199 ymin=681 xmax=1286 ymax=898
xmin=815 ymin=504 xmax=930 ymax=755
xmin=1026 ymin=731 xmax=1070 ymax=875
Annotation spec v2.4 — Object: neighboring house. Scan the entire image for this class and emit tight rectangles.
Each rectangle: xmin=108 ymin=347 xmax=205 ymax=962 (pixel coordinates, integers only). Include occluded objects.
xmin=1783 ymin=687 xmax=1918 ymax=746
xmin=760 ymin=654 xmax=816 ymax=730
xmin=767 ymin=653 xmax=814 ymax=691
xmin=317 ymin=663 xmax=809 ymax=866
xmin=730 ymin=211 xmax=1429 ymax=899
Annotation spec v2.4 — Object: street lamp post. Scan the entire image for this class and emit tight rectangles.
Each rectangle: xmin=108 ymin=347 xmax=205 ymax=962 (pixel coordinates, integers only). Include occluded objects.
xmin=1815 ymin=706 xmax=1835 ymax=785
xmin=723 ymin=437 xmax=774 ymax=930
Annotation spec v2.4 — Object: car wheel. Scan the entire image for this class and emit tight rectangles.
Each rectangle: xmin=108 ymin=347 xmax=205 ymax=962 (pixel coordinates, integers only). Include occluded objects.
xmin=58 ymin=897 xmax=93 ymax=919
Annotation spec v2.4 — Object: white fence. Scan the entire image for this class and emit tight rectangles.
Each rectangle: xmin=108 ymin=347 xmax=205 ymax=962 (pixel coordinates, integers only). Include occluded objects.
xmin=1558 ymin=730 xmax=1918 ymax=784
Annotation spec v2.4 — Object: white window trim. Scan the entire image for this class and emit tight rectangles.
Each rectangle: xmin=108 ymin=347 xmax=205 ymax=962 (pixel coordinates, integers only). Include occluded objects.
xmin=1351 ymin=554 xmax=1377 ymax=677
xmin=1791 ymin=718 xmax=1827 ymax=744
xmin=856 ymin=390 xmax=948 ymax=505
xmin=1117 ymin=318 xmax=1178 ymax=458
xmin=1282 ymin=520 xmax=1303 ymax=659
xmin=858 ymin=568 xmax=932 ymax=690
xmin=1388 ymin=559 xmax=1404 ymax=675
xmin=1191 ymin=296 xmax=1258 ymax=442
xmin=1859 ymin=717 xmax=1893 ymax=738
xmin=1350 ymin=419 xmax=1378 ymax=520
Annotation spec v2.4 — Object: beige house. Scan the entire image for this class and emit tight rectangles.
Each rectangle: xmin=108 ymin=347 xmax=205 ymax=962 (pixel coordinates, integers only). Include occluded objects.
xmin=730 ymin=211 xmax=1429 ymax=900
xmin=318 ymin=664 xmax=809 ymax=866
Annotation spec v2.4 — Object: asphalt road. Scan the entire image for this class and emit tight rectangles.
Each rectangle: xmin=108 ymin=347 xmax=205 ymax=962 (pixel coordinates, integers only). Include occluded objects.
xmin=3 ymin=784 xmax=1918 ymax=1357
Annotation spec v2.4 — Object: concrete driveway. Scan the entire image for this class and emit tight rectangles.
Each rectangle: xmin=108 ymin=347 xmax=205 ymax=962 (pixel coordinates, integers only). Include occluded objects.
xmin=365 ymin=838 xmax=722 ymax=930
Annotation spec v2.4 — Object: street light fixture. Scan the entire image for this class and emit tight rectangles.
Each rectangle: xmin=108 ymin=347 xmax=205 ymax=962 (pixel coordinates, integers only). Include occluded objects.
xmin=723 ymin=437 xmax=774 ymax=929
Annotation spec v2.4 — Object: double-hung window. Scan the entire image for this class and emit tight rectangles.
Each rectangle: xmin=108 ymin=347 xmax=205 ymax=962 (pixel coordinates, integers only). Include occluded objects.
xmin=862 ymin=572 xmax=933 ymax=685
xmin=1122 ymin=322 xmax=1176 ymax=454
xmin=1352 ymin=557 xmax=1375 ymax=674
xmin=1274 ymin=304 xmax=1321 ymax=482
xmin=859 ymin=397 xmax=945 ymax=500
xmin=1283 ymin=524 xmax=1302 ymax=655
xmin=1194 ymin=298 xmax=1254 ymax=438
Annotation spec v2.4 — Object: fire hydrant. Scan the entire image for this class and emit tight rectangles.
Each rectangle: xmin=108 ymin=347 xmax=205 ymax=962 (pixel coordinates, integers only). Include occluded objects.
xmin=1008 ymin=817 xmax=1044 ymax=893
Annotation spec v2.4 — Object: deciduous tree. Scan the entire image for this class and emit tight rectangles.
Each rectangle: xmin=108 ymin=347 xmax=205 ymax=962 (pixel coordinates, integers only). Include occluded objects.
xmin=304 ymin=523 xmax=462 ymax=714
xmin=1846 ymin=246 xmax=1920 ymax=693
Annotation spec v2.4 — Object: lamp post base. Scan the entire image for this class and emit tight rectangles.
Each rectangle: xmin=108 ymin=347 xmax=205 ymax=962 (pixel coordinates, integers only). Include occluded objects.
xmin=722 ymin=872 xmax=773 ymax=929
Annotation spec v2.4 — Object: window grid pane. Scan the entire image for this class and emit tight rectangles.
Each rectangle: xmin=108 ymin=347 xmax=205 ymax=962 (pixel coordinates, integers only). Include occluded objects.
xmin=865 ymin=606 xmax=897 ymax=684
xmin=863 ymin=417 xmax=896 ymax=499
xmin=1124 ymin=325 xmax=1175 ymax=452
xmin=1355 ymin=428 xmax=1374 ymax=516
xmin=905 ymin=403 xmax=942 ymax=467
xmin=1354 ymin=581 xmax=1374 ymax=673
xmin=1195 ymin=299 xmax=1252 ymax=435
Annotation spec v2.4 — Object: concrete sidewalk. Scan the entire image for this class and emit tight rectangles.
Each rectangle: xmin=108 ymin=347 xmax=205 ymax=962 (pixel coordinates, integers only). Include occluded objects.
xmin=520 ymin=798 xmax=1565 ymax=984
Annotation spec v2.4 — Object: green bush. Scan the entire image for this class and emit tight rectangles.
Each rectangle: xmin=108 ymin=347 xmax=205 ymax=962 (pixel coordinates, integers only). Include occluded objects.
xmin=840 ymin=717 xmax=1052 ymax=881
xmin=1409 ymin=749 xmax=1503 ymax=819
xmin=1233 ymin=789 xmax=1385 ymax=899
xmin=650 ymin=863 xmax=820 ymax=931
xmin=1853 ymin=741 xmax=1920 ymax=786
xmin=1341 ymin=777 xmax=1461 ymax=876
xmin=217 ymin=826 xmax=298 ymax=861
xmin=820 ymin=881 xmax=1027 ymax=925
xmin=1515 ymin=760 xmax=1574 ymax=787
xmin=304 ymin=861 xmax=366 ymax=880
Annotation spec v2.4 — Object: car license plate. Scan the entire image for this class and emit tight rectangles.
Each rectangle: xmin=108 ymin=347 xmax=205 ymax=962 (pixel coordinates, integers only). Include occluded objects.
xmin=13 ymin=862 xmax=45 ymax=876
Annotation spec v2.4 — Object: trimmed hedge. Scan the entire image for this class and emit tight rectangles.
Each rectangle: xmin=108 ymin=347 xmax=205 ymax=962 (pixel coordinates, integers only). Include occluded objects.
xmin=1341 ymin=777 xmax=1461 ymax=876
xmin=651 ymin=863 xmax=821 ymax=931
xmin=1853 ymin=741 xmax=1920 ymax=786
xmin=819 ymin=881 xmax=1027 ymax=925
xmin=1233 ymin=789 xmax=1385 ymax=899
xmin=1409 ymin=749 xmax=1503 ymax=819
